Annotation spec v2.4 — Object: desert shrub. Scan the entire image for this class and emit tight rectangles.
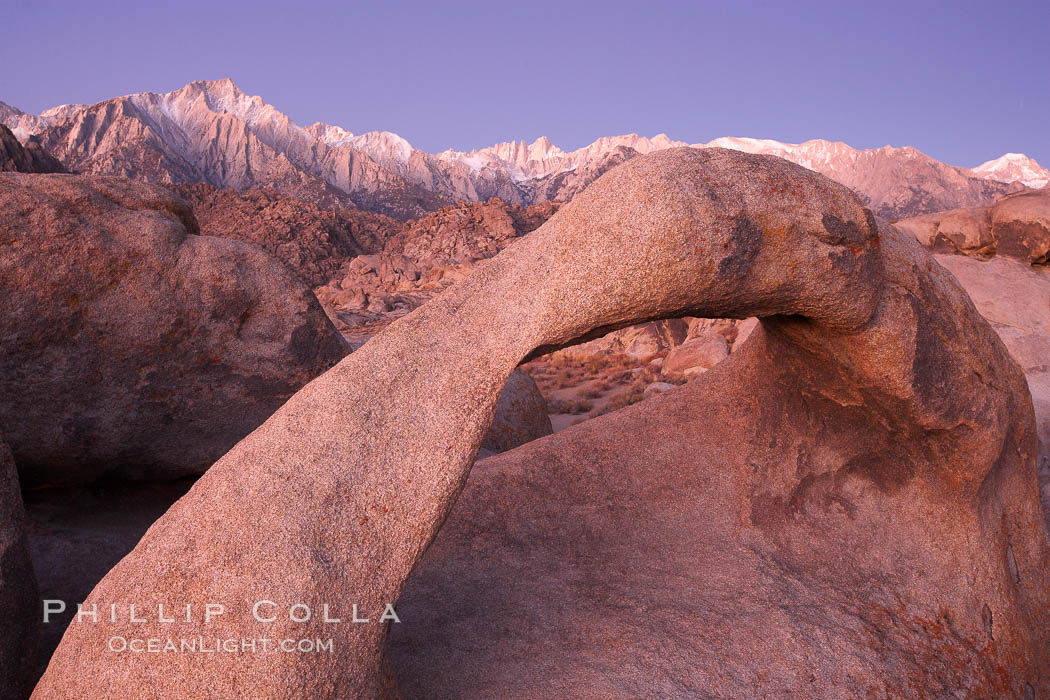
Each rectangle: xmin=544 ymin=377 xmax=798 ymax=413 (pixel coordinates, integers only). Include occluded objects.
xmin=639 ymin=366 xmax=662 ymax=383
xmin=555 ymin=369 xmax=581 ymax=388
xmin=580 ymin=378 xmax=612 ymax=397
xmin=584 ymin=356 xmax=611 ymax=373
xmin=568 ymin=398 xmax=592 ymax=414
xmin=591 ymin=381 xmax=646 ymax=417
xmin=548 ymin=398 xmax=592 ymax=414
xmin=580 ymin=384 xmax=606 ymax=399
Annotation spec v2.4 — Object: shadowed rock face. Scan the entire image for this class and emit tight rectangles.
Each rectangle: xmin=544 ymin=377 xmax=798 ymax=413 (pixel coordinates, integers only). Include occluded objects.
xmin=481 ymin=369 xmax=552 ymax=454
xmin=0 ymin=174 xmax=349 ymax=485
xmin=0 ymin=435 xmax=37 ymax=698
xmin=32 ymin=149 xmax=1049 ymax=697
xmin=0 ymin=124 xmax=64 ymax=174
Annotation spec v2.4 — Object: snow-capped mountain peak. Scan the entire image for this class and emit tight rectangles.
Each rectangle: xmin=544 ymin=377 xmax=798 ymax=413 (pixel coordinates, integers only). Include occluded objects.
xmin=439 ymin=133 xmax=693 ymax=182
xmin=0 ymin=101 xmax=49 ymax=141
xmin=346 ymin=131 xmax=415 ymax=165
xmin=706 ymin=136 xmax=790 ymax=153
xmin=38 ymin=104 xmax=88 ymax=122
xmin=195 ymin=78 xmax=263 ymax=119
xmin=972 ymin=153 xmax=1049 ymax=189
xmin=307 ymin=122 xmax=355 ymax=147
xmin=0 ymin=78 xmax=1036 ymax=221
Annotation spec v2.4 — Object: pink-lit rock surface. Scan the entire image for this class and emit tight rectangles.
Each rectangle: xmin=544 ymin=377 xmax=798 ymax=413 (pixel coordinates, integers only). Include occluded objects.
xmin=33 ymin=149 xmax=1049 ymax=697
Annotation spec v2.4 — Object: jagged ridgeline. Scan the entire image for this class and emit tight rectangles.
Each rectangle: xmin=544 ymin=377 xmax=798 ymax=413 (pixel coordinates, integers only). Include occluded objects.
xmin=1 ymin=78 xmax=1043 ymax=221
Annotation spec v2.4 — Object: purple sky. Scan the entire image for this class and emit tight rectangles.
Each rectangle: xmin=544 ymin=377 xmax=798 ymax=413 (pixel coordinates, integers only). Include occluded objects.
xmin=2 ymin=0 xmax=1047 ymax=166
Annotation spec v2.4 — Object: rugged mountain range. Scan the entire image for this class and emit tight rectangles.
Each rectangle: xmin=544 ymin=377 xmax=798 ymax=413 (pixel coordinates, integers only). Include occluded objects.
xmin=3 ymin=79 xmax=1040 ymax=220
xmin=0 ymin=82 xmax=442 ymax=219
xmin=701 ymin=136 xmax=1028 ymax=220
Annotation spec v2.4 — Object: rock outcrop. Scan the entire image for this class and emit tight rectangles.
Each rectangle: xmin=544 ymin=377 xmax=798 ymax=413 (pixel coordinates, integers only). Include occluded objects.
xmin=0 ymin=434 xmax=38 ymax=698
xmin=386 ymin=198 xmax=558 ymax=264
xmin=315 ymin=198 xmax=561 ymax=331
xmin=548 ymin=320 xmax=689 ymax=362
xmin=897 ymin=188 xmax=1050 ymax=264
xmin=33 ymin=148 xmax=1049 ymax=697
xmin=933 ymin=253 xmax=1050 ymax=528
xmin=481 ymin=369 xmax=552 ymax=454
xmin=390 ymin=156 xmax=1050 ymax=696
xmin=171 ymin=182 xmax=402 ymax=286
xmin=0 ymin=124 xmax=63 ymax=174
xmin=662 ymin=331 xmax=731 ymax=377
xmin=0 ymin=173 xmax=348 ymax=485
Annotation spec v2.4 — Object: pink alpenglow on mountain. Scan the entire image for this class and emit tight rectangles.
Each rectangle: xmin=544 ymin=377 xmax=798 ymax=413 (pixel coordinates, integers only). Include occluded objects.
xmin=973 ymin=153 xmax=1050 ymax=189
xmin=0 ymin=79 xmax=1031 ymax=221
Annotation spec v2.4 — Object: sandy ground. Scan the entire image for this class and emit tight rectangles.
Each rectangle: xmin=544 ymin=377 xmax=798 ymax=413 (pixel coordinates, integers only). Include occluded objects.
xmin=522 ymin=351 xmax=686 ymax=433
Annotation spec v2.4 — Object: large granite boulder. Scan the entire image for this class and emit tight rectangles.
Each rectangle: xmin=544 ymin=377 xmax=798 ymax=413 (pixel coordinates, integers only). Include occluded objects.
xmin=661 ymin=331 xmax=730 ymax=377
xmin=993 ymin=190 xmax=1050 ymax=263
xmin=0 ymin=435 xmax=38 ymax=698
xmin=33 ymin=149 xmax=1049 ymax=697
xmin=933 ymin=253 xmax=1050 ymax=529
xmin=0 ymin=173 xmax=348 ymax=485
xmin=898 ymin=188 xmax=1050 ymax=264
xmin=481 ymin=369 xmax=552 ymax=454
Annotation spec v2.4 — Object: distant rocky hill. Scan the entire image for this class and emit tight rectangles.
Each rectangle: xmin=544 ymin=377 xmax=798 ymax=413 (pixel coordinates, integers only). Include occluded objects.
xmin=315 ymin=198 xmax=561 ymax=335
xmin=0 ymin=124 xmax=63 ymax=173
xmin=171 ymin=183 xmax=401 ymax=286
xmin=154 ymin=181 xmax=560 ymax=336
xmin=2 ymin=78 xmax=1037 ymax=220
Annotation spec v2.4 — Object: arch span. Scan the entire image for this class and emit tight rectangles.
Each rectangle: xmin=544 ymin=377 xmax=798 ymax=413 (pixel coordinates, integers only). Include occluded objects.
xmin=34 ymin=148 xmax=1049 ymax=697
